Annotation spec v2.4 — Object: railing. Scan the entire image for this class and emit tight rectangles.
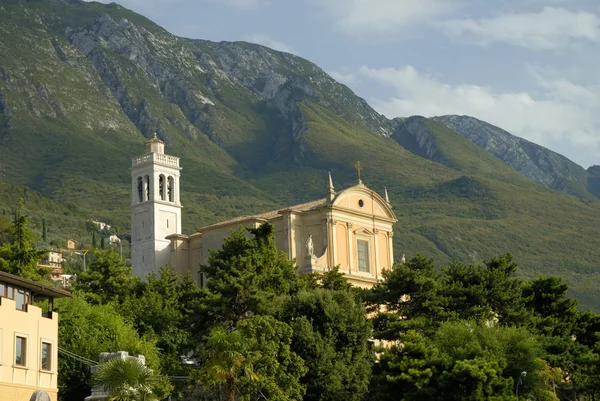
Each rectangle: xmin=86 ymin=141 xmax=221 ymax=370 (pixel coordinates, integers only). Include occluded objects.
xmin=132 ymin=153 xmax=180 ymax=167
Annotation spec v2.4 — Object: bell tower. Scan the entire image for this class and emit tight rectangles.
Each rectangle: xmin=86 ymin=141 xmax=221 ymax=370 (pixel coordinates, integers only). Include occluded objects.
xmin=130 ymin=134 xmax=182 ymax=279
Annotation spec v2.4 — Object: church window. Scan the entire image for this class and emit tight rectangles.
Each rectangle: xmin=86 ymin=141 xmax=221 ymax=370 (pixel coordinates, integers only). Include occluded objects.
xmin=357 ymin=239 xmax=370 ymax=273
xmin=159 ymin=175 xmax=165 ymax=200
xmin=168 ymin=176 xmax=174 ymax=202
xmin=358 ymin=199 xmax=364 ymax=208
xmin=167 ymin=220 xmax=169 ymax=228
xmin=137 ymin=177 xmax=143 ymax=202
xmin=145 ymin=175 xmax=150 ymax=201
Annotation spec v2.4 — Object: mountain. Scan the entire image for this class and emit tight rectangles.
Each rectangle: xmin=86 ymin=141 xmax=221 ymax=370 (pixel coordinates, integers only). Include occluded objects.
xmin=433 ymin=115 xmax=599 ymax=200
xmin=2 ymin=0 xmax=600 ymax=310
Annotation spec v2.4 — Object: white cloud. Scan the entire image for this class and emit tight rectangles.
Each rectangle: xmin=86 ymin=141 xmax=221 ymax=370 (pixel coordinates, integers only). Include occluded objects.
xmin=311 ymin=0 xmax=459 ymax=37
xmin=245 ymin=33 xmax=294 ymax=53
xmin=441 ymin=7 xmax=600 ymax=50
xmin=328 ymin=71 xmax=359 ymax=86
xmin=356 ymin=65 xmax=600 ymax=166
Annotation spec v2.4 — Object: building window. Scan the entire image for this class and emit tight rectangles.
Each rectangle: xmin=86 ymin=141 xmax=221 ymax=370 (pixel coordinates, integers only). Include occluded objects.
xmin=41 ymin=342 xmax=51 ymax=371
xmin=168 ymin=176 xmax=174 ymax=202
xmin=357 ymin=239 xmax=370 ymax=273
xmin=137 ymin=177 xmax=143 ymax=202
xmin=159 ymin=175 xmax=165 ymax=200
xmin=15 ymin=336 xmax=26 ymax=366
xmin=145 ymin=175 xmax=150 ymax=201
xmin=15 ymin=289 xmax=26 ymax=310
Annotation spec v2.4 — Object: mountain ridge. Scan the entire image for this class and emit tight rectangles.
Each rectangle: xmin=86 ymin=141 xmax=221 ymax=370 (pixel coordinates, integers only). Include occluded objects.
xmin=2 ymin=0 xmax=600 ymax=310
xmin=433 ymin=115 xmax=598 ymax=199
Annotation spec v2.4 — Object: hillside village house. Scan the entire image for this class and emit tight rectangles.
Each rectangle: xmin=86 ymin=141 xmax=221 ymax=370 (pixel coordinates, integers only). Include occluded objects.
xmin=0 ymin=271 xmax=71 ymax=401
xmin=38 ymin=250 xmax=64 ymax=282
xmin=131 ymin=136 xmax=397 ymax=288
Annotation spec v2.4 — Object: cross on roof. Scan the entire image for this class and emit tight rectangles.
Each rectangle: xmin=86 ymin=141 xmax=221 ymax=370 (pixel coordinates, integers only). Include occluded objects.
xmin=354 ymin=160 xmax=362 ymax=184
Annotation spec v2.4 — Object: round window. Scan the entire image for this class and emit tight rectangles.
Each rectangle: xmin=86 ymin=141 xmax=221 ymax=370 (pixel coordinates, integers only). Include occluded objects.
xmin=358 ymin=199 xmax=364 ymax=207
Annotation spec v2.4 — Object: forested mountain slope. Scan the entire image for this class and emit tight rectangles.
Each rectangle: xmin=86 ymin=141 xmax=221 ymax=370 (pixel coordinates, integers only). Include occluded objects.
xmin=1 ymin=0 xmax=600 ymax=310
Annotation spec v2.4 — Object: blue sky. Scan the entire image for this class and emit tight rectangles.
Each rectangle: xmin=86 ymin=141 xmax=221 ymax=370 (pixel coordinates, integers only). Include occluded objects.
xmin=89 ymin=0 xmax=600 ymax=168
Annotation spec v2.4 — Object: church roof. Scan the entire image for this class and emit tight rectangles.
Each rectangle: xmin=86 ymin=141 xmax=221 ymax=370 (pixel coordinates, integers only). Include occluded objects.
xmin=196 ymin=198 xmax=327 ymax=232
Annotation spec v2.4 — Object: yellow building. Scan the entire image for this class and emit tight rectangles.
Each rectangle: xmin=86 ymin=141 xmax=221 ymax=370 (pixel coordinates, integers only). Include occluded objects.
xmin=0 ymin=271 xmax=71 ymax=401
xmin=131 ymin=137 xmax=398 ymax=289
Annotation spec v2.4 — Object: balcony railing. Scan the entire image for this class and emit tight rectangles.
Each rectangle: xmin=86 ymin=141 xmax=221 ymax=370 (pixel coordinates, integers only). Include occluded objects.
xmin=132 ymin=153 xmax=180 ymax=167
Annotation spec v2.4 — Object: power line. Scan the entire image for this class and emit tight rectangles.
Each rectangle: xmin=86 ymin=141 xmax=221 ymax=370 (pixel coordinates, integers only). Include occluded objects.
xmin=58 ymin=347 xmax=98 ymax=366
xmin=58 ymin=347 xmax=191 ymax=381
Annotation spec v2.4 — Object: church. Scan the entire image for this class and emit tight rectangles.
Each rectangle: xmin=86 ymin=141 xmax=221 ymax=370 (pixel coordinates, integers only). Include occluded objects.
xmin=130 ymin=136 xmax=398 ymax=288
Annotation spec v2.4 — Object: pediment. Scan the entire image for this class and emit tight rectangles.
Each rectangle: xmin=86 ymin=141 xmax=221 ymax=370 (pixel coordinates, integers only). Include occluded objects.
xmin=331 ymin=185 xmax=396 ymax=221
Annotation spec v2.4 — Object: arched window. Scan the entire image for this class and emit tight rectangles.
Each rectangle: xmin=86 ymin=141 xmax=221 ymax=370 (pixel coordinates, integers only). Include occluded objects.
xmin=168 ymin=176 xmax=174 ymax=202
xmin=159 ymin=175 xmax=165 ymax=201
xmin=145 ymin=175 xmax=150 ymax=201
xmin=137 ymin=177 xmax=143 ymax=202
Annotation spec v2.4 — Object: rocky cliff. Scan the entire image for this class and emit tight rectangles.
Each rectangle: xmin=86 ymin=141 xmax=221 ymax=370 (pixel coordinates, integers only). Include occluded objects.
xmin=434 ymin=115 xmax=594 ymax=199
xmin=3 ymin=0 xmax=600 ymax=310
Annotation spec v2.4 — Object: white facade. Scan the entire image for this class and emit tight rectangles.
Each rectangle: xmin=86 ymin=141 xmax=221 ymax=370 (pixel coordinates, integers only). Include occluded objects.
xmin=130 ymin=136 xmax=182 ymax=279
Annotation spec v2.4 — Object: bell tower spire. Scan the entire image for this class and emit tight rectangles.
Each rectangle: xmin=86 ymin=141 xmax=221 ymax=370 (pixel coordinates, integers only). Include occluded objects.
xmin=326 ymin=171 xmax=335 ymax=203
xmin=130 ymin=134 xmax=182 ymax=279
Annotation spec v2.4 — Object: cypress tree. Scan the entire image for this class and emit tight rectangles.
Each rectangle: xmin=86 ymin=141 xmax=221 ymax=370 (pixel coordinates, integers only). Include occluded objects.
xmin=42 ymin=218 xmax=47 ymax=242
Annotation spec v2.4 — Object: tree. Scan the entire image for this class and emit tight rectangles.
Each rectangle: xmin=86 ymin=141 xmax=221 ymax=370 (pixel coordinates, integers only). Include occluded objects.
xmin=441 ymin=254 xmax=530 ymax=326
xmin=200 ymin=223 xmax=301 ymax=326
xmin=74 ymin=249 xmax=140 ymax=305
xmin=523 ymin=276 xmax=578 ymax=338
xmin=122 ymin=267 xmax=202 ymax=377
xmin=365 ymin=255 xmax=447 ymax=339
xmin=92 ymin=357 xmax=159 ymax=401
xmin=370 ymin=322 xmax=547 ymax=401
xmin=195 ymin=316 xmax=306 ymax=401
xmin=281 ymin=288 xmax=373 ymax=401
xmin=0 ymin=199 xmax=48 ymax=281
xmin=55 ymin=296 xmax=167 ymax=401
xmin=195 ymin=325 xmax=260 ymax=401
xmin=193 ymin=224 xmax=307 ymax=400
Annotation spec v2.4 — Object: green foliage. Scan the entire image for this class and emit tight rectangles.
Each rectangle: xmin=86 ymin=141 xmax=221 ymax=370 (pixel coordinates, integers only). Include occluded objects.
xmin=366 ymin=255 xmax=446 ymax=337
xmin=92 ymin=357 xmax=160 ymax=401
xmin=441 ymin=254 xmax=531 ymax=326
xmin=195 ymin=316 xmax=306 ymax=401
xmin=56 ymin=296 xmax=163 ymax=401
xmin=74 ymin=249 xmax=139 ymax=304
xmin=524 ymin=276 xmax=579 ymax=338
xmin=0 ymin=199 xmax=49 ymax=281
xmin=372 ymin=323 xmax=544 ymax=401
xmin=200 ymin=223 xmax=301 ymax=325
xmin=281 ymin=288 xmax=373 ymax=401
xmin=122 ymin=267 xmax=202 ymax=376
xmin=365 ymin=254 xmax=600 ymax=400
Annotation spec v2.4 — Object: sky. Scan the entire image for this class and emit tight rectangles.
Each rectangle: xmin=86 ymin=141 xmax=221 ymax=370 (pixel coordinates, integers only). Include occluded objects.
xmin=87 ymin=0 xmax=600 ymax=168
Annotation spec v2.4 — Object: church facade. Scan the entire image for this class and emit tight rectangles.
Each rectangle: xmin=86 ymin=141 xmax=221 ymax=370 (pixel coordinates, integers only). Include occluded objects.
xmin=131 ymin=137 xmax=397 ymax=289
